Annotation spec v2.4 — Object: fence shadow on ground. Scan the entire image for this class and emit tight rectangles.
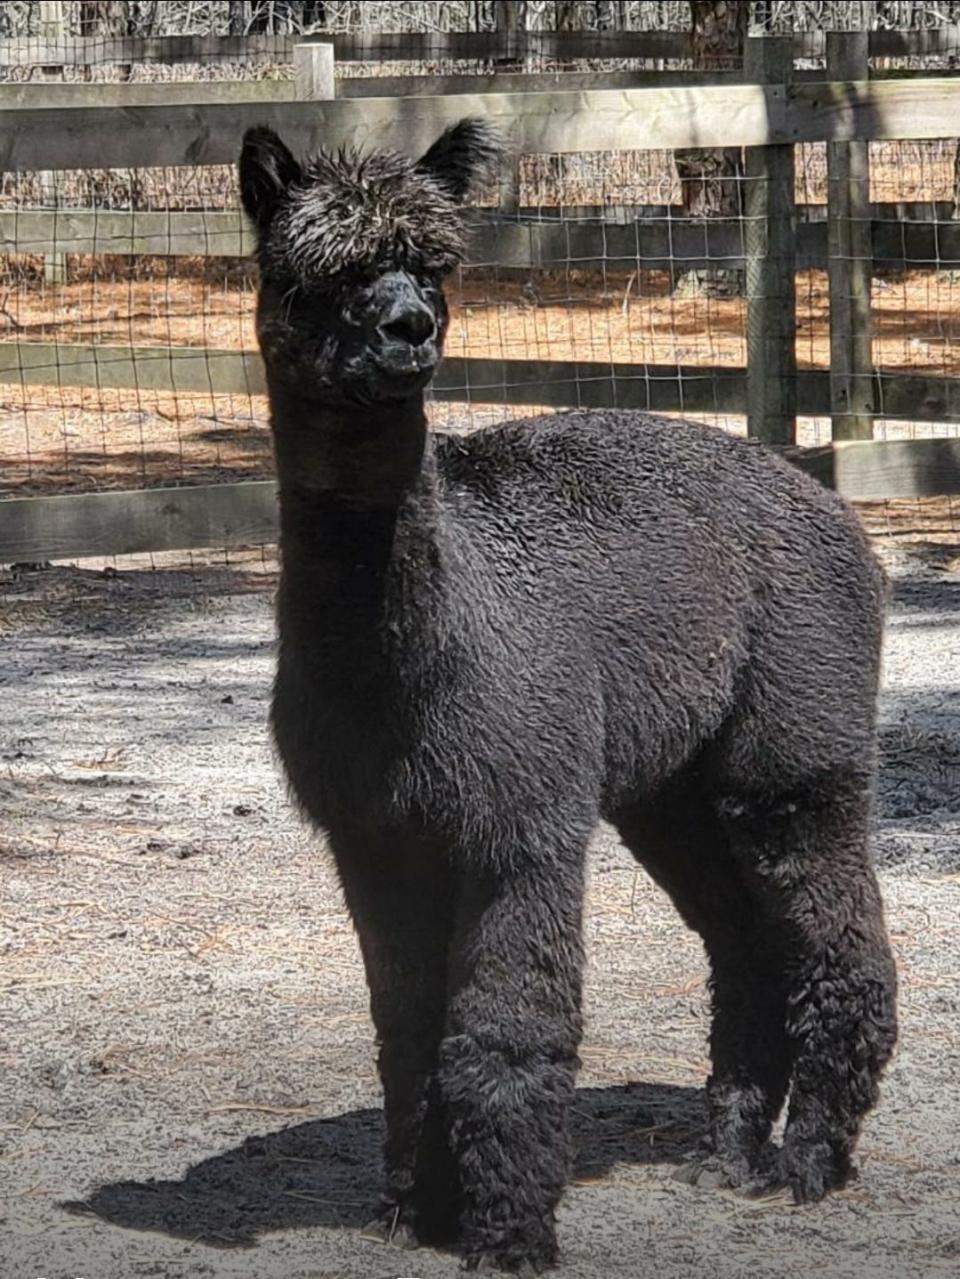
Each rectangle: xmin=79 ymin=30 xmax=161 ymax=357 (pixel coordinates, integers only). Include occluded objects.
xmin=65 ymin=1081 xmax=704 ymax=1249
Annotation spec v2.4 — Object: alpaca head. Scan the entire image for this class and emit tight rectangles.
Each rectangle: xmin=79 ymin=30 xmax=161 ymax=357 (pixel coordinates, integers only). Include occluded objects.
xmin=240 ymin=118 xmax=500 ymax=406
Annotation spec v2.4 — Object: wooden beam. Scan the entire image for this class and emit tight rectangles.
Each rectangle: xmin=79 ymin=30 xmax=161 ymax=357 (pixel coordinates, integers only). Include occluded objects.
xmin=0 ymin=208 xmax=748 ymax=270
xmin=8 ymin=79 xmax=960 ymax=174
xmin=2 ymin=436 xmax=959 ymax=565
xmin=0 ymin=67 xmax=939 ymax=112
xmin=0 ymin=343 xmax=263 ymax=396
xmin=827 ymin=32 xmax=874 ymax=441
xmin=745 ymin=36 xmax=796 ymax=445
xmin=0 ymin=30 xmax=694 ymax=69
xmin=0 ymin=79 xmax=296 ymax=110
xmin=2 ymin=26 xmax=960 ymax=70
xmin=790 ymin=438 xmax=960 ymax=501
xmin=0 ymin=480 xmax=278 ymax=562
xmin=0 ymin=210 xmax=254 ymax=258
xmin=294 ymin=41 xmax=335 ymax=102
xmin=2 ymin=341 xmax=960 ymax=426
xmin=10 ymin=206 xmax=960 ymax=272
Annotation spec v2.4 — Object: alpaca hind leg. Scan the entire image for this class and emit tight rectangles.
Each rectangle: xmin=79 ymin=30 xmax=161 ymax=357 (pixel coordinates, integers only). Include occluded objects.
xmin=720 ymin=778 xmax=898 ymax=1203
xmin=335 ymin=839 xmax=459 ymax=1246
xmin=616 ymin=794 xmax=792 ymax=1191
xmin=439 ymin=847 xmax=586 ymax=1273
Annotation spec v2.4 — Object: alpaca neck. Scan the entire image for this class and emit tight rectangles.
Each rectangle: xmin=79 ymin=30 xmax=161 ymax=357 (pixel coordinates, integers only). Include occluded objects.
xmin=270 ymin=388 xmax=428 ymax=508
xmin=271 ymin=389 xmax=448 ymax=674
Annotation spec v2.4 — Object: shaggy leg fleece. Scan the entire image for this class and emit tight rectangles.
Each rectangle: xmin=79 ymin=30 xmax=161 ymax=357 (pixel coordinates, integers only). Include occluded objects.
xmin=616 ymin=791 xmax=792 ymax=1191
xmin=720 ymin=777 xmax=898 ymax=1203
xmin=335 ymin=842 xmax=462 ymax=1246
xmin=438 ymin=856 xmax=587 ymax=1273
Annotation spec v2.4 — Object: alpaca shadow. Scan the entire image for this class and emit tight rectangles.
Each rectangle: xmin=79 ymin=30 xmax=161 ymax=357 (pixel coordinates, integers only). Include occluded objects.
xmin=66 ymin=1082 xmax=704 ymax=1249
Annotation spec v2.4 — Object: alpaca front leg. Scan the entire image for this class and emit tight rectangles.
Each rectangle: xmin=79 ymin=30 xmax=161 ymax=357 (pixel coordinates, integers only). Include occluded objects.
xmin=335 ymin=845 xmax=458 ymax=1245
xmin=439 ymin=856 xmax=585 ymax=1274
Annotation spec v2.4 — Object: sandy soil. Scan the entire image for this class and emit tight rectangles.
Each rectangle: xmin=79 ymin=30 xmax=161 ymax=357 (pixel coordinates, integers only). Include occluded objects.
xmin=1 ymin=535 xmax=958 ymax=1279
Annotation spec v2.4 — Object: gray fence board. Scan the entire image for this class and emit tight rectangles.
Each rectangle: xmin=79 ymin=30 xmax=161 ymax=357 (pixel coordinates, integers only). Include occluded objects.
xmin=1 ymin=27 xmax=959 ymax=69
xmin=0 ymin=480 xmax=277 ymax=561
xmin=3 ymin=436 xmax=959 ymax=564
xmin=6 ymin=80 xmax=960 ymax=174
xmin=8 ymin=207 xmax=960 ymax=272
xmin=3 ymin=341 xmax=960 ymax=424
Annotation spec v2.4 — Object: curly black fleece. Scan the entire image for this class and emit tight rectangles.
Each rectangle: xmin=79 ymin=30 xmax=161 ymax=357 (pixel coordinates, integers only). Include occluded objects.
xmin=242 ymin=120 xmax=898 ymax=1275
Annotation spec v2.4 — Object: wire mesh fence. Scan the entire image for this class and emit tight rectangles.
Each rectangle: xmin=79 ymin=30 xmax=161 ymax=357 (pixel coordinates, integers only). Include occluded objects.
xmin=2 ymin=6 xmax=960 ymax=566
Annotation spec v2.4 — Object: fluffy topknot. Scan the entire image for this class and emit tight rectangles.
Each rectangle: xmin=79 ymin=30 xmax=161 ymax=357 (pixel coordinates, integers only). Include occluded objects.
xmin=240 ymin=118 xmax=502 ymax=284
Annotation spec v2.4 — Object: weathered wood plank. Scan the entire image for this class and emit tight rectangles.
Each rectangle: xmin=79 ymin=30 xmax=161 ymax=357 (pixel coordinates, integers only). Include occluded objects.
xmin=0 ymin=342 xmax=745 ymax=413
xmin=2 ymin=341 xmax=959 ymax=426
xmin=0 ymin=30 xmax=694 ymax=69
xmin=0 ymin=343 xmax=264 ymax=396
xmin=0 ymin=79 xmax=296 ymax=109
xmin=827 ymin=32 xmax=874 ymax=442
xmin=6 ymin=79 xmax=960 ymax=174
xmin=2 ymin=26 xmax=960 ymax=69
xmin=791 ymin=437 xmax=960 ymax=500
xmin=0 ymin=208 xmax=749 ymax=270
xmin=745 ymin=37 xmax=796 ymax=445
xmin=0 ymin=66 xmax=939 ymax=112
xmin=0 ymin=210 xmax=254 ymax=258
xmin=9 ymin=205 xmax=960 ymax=272
xmin=0 ymin=480 xmax=278 ymax=562
xmin=3 ymin=435 xmax=959 ymax=564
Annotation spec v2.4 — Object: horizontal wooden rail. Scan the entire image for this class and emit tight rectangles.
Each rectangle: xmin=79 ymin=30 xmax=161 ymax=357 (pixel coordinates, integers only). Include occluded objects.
xmin=3 ymin=66 xmax=923 ymax=113
xmin=2 ymin=26 xmax=959 ymax=69
xmin=0 ymin=69 xmax=800 ymax=111
xmin=0 ymin=480 xmax=278 ymax=561
xmin=793 ymin=438 xmax=960 ymax=499
xmin=0 ymin=31 xmax=728 ymax=68
xmin=7 ymin=206 xmax=960 ymax=273
xmin=5 ymin=79 xmax=960 ymax=173
xmin=2 ymin=435 xmax=958 ymax=564
xmin=4 ymin=341 xmax=960 ymax=423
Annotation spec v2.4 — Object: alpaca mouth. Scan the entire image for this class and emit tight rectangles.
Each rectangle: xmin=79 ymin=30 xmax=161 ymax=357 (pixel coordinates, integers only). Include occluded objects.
xmin=371 ymin=352 xmax=438 ymax=394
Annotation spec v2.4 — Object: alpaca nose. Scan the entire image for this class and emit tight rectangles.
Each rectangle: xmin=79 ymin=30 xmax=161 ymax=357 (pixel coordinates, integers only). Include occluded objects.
xmin=379 ymin=300 xmax=436 ymax=347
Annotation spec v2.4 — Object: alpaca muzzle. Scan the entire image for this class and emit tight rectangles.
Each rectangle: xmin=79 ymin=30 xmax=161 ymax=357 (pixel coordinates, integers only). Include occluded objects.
xmin=370 ymin=271 xmax=440 ymax=387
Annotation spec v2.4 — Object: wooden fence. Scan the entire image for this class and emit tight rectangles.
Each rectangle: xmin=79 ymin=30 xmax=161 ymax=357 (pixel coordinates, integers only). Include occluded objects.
xmin=3 ymin=24 xmax=960 ymax=68
xmin=2 ymin=31 xmax=960 ymax=562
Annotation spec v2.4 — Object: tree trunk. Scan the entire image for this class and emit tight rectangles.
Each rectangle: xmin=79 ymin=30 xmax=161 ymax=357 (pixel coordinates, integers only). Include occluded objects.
xmin=674 ymin=0 xmax=748 ymax=297
xmin=77 ymin=0 xmax=131 ymax=35
xmin=227 ymin=1 xmax=252 ymax=35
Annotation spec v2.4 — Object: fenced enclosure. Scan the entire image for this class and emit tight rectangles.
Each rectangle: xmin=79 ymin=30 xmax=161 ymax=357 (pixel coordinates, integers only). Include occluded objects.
xmin=3 ymin=5 xmax=960 ymax=565
xmin=4 ymin=11 xmax=960 ymax=1279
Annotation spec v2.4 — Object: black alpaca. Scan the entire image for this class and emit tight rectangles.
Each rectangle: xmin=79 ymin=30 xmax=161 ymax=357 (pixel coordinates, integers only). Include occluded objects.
xmin=239 ymin=119 xmax=897 ymax=1274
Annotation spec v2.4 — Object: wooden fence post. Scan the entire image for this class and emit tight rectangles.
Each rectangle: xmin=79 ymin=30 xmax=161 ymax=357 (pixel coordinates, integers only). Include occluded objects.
xmin=38 ymin=0 xmax=66 ymax=286
xmin=827 ymin=31 xmax=873 ymax=441
xmin=495 ymin=1 xmax=523 ymax=214
xmin=294 ymin=41 xmax=335 ymax=101
xmin=744 ymin=35 xmax=796 ymax=444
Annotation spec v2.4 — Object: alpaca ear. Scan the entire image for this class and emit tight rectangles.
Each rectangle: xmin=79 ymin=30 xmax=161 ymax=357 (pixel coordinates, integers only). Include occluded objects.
xmin=239 ymin=126 xmax=302 ymax=229
xmin=416 ymin=117 xmax=502 ymax=200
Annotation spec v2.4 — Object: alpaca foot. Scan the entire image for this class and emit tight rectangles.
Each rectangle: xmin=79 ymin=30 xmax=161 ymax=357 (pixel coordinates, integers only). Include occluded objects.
xmin=464 ymin=1246 xmax=556 ymax=1275
xmin=776 ymin=1139 xmax=856 ymax=1205
xmin=463 ymin=1220 xmax=559 ymax=1275
xmin=466 ymin=1258 xmax=545 ymax=1277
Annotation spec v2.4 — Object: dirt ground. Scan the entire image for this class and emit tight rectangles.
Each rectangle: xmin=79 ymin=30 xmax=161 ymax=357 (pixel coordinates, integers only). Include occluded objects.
xmin=1 ymin=533 xmax=958 ymax=1279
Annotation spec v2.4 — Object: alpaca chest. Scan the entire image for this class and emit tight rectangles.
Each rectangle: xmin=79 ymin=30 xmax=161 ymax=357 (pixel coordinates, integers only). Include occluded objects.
xmin=272 ymin=650 xmax=602 ymax=852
